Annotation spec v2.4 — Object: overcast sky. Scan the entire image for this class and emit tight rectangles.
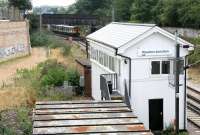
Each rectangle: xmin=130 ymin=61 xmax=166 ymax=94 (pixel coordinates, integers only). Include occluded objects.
xmin=31 ymin=0 xmax=76 ymax=7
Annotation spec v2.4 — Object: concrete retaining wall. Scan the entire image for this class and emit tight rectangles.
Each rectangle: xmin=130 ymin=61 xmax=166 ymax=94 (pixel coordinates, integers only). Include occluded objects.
xmin=0 ymin=20 xmax=31 ymax=62
xmin=163 ymin=27 xmax=200 ymax=38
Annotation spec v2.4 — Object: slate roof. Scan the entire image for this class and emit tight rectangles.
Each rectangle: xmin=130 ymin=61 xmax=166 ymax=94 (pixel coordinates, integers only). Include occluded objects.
xmin=87 ymin=22 xmax=155 ymax=48
xmin=86 ymin=22 xmax=193 ymax=51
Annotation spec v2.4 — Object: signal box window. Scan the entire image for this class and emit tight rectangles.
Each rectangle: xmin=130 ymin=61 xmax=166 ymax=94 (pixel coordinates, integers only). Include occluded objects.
xmin=151 ymin=60 xmax=170 ymax=75
xmin=152 ymin=61 xmax=160 ymax=74
xmin=162 ymin=61 xmax=170 ymax=74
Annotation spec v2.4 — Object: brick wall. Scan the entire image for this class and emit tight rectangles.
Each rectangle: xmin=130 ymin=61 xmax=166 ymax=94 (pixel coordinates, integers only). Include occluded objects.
xmin=0 ymin=20 xmax=31 ymax=62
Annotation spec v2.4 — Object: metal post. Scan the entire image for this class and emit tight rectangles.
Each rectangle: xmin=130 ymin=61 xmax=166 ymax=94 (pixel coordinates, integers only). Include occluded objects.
xmin=86 ymin=41 xmax=89 ymax=59
xmin=175 ymin=31 xmax=180 ymax=134
xmin=39 ymin=8 xmax=42 ymax=33
xmin=111 ymin=1 xmax=115 ymax=22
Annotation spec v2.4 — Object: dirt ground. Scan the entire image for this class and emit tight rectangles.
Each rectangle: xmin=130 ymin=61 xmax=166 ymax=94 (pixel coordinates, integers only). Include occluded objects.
xmin=0 ymin=47 xmax=48 ymax=110
xmin=0 ymin=47 xmax=48 ymax=86
xmin=188 ymin=65 xmax=200 ymax=84
xmin=0 ymin=44 xmax=86 ymax=110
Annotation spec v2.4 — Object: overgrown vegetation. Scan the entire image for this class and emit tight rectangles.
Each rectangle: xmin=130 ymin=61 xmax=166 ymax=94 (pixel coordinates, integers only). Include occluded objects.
xmin=0 ymin=107 xmax=32 ymax=135
xmin=0 ymin=58 xmax=81 ymax=134
xmin=183 ymin=37 xmax=200 ymax=64
xmin=30 ymin=31 xmax=71 ymax=56
xmin=15 ymin=59 xmax=80 ymax=101
xmin=39 ymin=60 xmax=68 ymax=87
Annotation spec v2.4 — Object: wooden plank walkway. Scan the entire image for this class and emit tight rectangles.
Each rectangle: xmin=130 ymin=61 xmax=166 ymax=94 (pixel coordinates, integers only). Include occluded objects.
xmin=33 ymin=100 xmax=152 ymax=135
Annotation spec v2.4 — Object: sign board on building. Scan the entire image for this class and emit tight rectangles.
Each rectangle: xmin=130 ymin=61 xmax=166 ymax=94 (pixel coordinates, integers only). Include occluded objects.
xmin=137 ymin=48 xmax=172 ymax=56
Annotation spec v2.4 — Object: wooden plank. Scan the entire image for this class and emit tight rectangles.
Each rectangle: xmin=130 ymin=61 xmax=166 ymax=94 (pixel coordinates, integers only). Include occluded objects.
xmin=36 ymin=100 xmax=123 ymax=105
xmin=36 ymin=103 xmax=127 ymax=109
xmin=33 ymin=118 xmax=141 ymax=127
xmin=78 ymin=132 xmax=153 ymax=135
xmin=33 ymin=131 xmax=152 ymax=135
xmin=33 ymin=124 xmax=147 ymax=134
xmin=35 ymin=107 xmax=131 ymax=115
xmin=33 ymin=112 xmax=136 ymax=121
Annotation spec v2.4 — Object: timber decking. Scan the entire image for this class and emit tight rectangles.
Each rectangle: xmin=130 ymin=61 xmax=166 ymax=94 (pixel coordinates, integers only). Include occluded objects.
xmin=33 ymin=100 xmax=152 ymax=135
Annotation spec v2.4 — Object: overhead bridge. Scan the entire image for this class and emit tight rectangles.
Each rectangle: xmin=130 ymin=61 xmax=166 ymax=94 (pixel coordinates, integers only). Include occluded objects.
xmin=42 ymin=14 xmax=102 ymax=26
xmin=32 ymin=100 xmax=152 ymax=134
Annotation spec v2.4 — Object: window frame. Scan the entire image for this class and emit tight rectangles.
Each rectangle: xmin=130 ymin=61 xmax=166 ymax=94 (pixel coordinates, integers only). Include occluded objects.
xmin=151 ymin=59 xmax=171 ymax=76
xmin=90 ymin=47 xmax=117 ymax=72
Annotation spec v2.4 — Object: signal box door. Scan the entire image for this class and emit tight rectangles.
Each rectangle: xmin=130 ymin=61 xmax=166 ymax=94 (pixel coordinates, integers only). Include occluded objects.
xmin=149 ymin=99 xmax=163 ymax=130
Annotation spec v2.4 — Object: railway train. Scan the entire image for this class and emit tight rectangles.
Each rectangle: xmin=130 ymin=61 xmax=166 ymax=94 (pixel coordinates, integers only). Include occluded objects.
xmin=51 ymin=24 xmax=80 ymax=37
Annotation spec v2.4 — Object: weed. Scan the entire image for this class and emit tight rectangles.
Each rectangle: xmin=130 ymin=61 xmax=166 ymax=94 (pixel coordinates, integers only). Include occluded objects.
xmin=66 ymin=68 xmax=80 ymax=86
xmin=16 ymin=107 xmax=32 ymax=135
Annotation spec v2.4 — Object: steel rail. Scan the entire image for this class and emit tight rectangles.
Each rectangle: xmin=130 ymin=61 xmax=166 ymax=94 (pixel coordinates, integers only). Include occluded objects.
xmin=187 ymin=86 xmax=200 ymax=128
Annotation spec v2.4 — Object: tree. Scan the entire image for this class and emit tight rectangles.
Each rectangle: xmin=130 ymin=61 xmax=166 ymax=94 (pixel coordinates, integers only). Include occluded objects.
xmin=67 ymin=0 xmax=111 ymax=18
xmin=8 ymin=0 xmax=32 ymax=10
xmin=159 ymin=0 xmax=181 ymax=27
xmin=177 ymin=0 xmax=200 ymax=28
xmin=113 ymin=0 xmax=134 ymax=21
xmin=130 ymin=0 xmax=159 ymax=23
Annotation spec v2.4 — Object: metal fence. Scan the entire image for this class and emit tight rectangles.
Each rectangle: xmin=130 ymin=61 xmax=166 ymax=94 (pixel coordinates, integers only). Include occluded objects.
xmin=101 ymin=73 xmax=118 ymax=90
xmin=0 ymin=6 xmax=24 ymax=20
xmin=100 ymin=75 xmax=111 ymax=100
xmin=124 ymin=79 xmax=131 ymax=109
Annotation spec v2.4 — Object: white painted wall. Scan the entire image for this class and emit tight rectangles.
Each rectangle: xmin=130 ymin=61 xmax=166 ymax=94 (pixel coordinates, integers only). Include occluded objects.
xmin=123 ymin=33 xmax=188 ymax=59
xmin=123 ymin=33 xmax=187 ymax=130
xmin=130 ymin=59 xmax=185 ymax=129
xmin=89 ymin=32 xmax=188 ymax=130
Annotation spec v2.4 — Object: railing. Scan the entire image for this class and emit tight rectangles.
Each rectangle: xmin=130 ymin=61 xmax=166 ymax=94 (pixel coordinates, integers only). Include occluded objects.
xmin=100 ymin=75 xmax=111 ymax=100
xmin=101 ymin=73 xmax=118 ymax=91
xmin=124 ymin=79 xmax=131 ymax=109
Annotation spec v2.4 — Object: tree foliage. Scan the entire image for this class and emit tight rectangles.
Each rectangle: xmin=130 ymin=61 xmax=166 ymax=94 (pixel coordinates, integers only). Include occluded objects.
xmin=131 ymin=0 xmax=200 ymax=28
xmin=74 ymin=0 xmax=111 ymax=15
xmin=130 ymin=0 xmax=159 ymax=23
xmin=67 ymin=0 xmax=200 ymax=29
xmin=113 ymin=0 xmax=134 ymax=21
xmin=8 ymin=0 xmax=32 ymax=10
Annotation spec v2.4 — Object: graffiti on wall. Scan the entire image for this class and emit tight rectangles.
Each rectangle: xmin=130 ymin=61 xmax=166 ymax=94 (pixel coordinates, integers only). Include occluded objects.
xmin=0 ymin=44 xmax=26 ymax=58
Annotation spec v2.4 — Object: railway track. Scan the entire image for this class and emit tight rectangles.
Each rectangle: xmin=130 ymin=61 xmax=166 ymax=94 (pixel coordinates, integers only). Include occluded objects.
xmin=187 ymin=86 xmax=200 ymax=128
xmin=54 ymin=33 xmax=87 ymax=50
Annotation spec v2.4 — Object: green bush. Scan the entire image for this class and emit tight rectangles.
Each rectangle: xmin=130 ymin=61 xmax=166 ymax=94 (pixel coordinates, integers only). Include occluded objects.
xmin=30 ymin=31 xmax=51 ymax=47
xmin=29 ymin=14 xmax=39 ymax=33
xmin=39 ymin=60 xmax=67 ymax=87
xmin=30 ymin=31 xmax=71 ymax=56
xmin=66 ymin=68 xmax=80 ymax=86
xmin=41 ymin=67 xmax=67 ymax=86
xmin=15 ymin=59 xmax=81 ymax=100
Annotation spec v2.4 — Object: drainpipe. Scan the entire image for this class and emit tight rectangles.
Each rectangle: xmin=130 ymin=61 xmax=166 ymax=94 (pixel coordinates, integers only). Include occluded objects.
xmin=183 ymin=55 xmax=188 ymax=130
xmin=115 ymin=49 xmax=132 ymax=98
xmin=86 ymin=40 xmax=89 ymax=59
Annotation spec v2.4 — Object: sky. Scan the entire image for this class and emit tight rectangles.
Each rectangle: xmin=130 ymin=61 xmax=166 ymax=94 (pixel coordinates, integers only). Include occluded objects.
xmin=31 ymin=0 xmax=76 ymax=7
